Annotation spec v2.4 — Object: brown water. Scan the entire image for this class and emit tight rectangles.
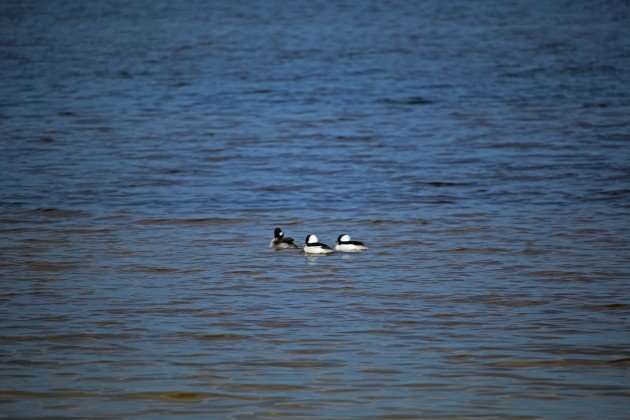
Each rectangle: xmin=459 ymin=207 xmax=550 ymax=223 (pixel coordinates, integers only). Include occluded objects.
xmin=1 ymin=0 xmax=629 ymax=417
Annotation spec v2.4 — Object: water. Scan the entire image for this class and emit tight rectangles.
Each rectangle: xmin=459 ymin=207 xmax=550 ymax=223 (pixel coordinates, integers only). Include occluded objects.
xmin=1 ymin=0 xmax=629 ymax=417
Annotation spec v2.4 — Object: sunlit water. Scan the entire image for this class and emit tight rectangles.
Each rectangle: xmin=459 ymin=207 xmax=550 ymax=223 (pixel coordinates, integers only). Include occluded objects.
xmin=1 ymin=1 xmax=629 ymax=417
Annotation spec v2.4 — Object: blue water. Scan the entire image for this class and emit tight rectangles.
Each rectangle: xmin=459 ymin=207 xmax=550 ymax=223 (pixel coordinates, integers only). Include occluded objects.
xmin=1 ymin=0 xmax=629 ymax=417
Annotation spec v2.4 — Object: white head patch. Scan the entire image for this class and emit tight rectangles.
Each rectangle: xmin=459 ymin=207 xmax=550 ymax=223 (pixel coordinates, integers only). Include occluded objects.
xmin=307 ymin=235 xmax=318 ymax=244
xmin=340 ymin=234 xmax=351 ymax=242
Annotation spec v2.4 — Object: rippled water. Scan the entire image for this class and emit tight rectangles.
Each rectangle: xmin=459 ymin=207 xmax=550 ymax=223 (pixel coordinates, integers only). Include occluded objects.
xmin=1 ymin=0 xmax=629 ymax=417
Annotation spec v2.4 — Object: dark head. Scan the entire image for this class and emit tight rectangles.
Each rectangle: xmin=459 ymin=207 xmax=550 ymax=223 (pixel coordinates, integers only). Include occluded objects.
xmin=337 ymin=234 xmax=350 ymax=244
xmin=274 ymin=227 xmax=283 ymax=239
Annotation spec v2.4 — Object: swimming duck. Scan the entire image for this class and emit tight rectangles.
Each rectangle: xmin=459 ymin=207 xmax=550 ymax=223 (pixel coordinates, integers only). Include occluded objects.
xmin=269 ymin=227 xmax=297 ymax=249
xmin=303 ymin=234 xmax=334 ymax=254
xmin=335 ymin=234 xmax=368 ymax=252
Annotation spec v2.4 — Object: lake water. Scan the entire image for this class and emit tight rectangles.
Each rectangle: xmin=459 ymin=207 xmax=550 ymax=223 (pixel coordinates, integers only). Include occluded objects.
xmin=1 ymin=0 xmax=629 ymax=417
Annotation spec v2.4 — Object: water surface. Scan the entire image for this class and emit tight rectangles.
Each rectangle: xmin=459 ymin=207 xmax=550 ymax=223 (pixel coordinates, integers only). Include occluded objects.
xmin=1 ymin=0 xmax=629 ymax=417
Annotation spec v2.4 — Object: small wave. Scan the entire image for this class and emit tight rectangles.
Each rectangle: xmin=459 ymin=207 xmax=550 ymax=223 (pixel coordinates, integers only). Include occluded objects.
xmin=402 ymin=382 xmax=457 ymax=390
xmin=244 ymin=360 xmax=344 ymax=368
xmin=138 ymin=217 xmax=247 ymax=226
xmin=184 ymin=333 xmax=251 ymax=341
xmin=371 ymin=218 xmax=429 ymax=226
xmin=453 ymin=247 xmax=505 ymax=254
xmin=418 ymin=181 xmax=473 ymax=188
xmin=582 ymin=303 xmax=630 ymax=311
xmin=482 ymin=141 xmax=548 ymax=150
xmin=224 ymin=383 xmax=310 ymax=391
xmin=361 ymin=368 xmax=403 ymax=375
xmin=114 ymin=391 xmax=256 ymax=402
xmin=0 ymin=227 xmax=30 ymax=233
xmin=379 ymin=96 xmax=435 ymax=105
xmin=286 ymin=348 xmax=339 ymax=355
xmin=27 ymin=261 xmax=81 ymax=272
xmin=0 ymin=333 xmax=137 ymax=343
xmin=29 ymin=208 xmax=93 ymax=218
xmin=487 ymin=358 xmax=629 ymax=368
xmin=57 ymin=227 xmax=112 ymax=234
xmin=0 ymin=391 xmax=97 ymax=400
xmin=119 ymin=264 xmax=178 ymax=273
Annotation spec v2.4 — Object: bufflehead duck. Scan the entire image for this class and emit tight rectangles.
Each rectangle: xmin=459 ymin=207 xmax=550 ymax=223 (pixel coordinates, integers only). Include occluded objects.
xmin=335 ymin=234 xmax=368 ymax=252
xmin=303 ymin=234 xmax=334 ymax=254
xmin=269 ymin=227 xmax=297 ymax=249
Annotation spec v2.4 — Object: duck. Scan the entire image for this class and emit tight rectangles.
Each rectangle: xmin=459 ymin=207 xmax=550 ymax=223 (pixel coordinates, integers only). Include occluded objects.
xmin=269 ymin=227 xmax=297 ymax=249
xmin=303 ymin=234 xmax=334 ymax=254
xmin=335 ymin=234 xmax=368 ymax=252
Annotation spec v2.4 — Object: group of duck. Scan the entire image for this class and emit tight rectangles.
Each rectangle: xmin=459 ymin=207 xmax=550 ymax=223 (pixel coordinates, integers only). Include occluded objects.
xmin=269 ymin=227 xmax=368 ymax=254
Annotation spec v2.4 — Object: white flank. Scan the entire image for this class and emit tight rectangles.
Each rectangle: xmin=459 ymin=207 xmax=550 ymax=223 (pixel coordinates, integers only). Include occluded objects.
xmin=304 ymin=245 xmax=333 ymax=254
xmin=335 ymin=243 xmax=368 ymax=252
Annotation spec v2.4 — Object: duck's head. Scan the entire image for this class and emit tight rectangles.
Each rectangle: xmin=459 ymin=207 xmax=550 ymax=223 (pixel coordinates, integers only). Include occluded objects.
xmin=305 ymin=234 xmax=319 ymax=244
xmin=337 ymin=234 xmax=351 ymax=243
xmin=274 ymin=227 xmax=284 ymax=239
